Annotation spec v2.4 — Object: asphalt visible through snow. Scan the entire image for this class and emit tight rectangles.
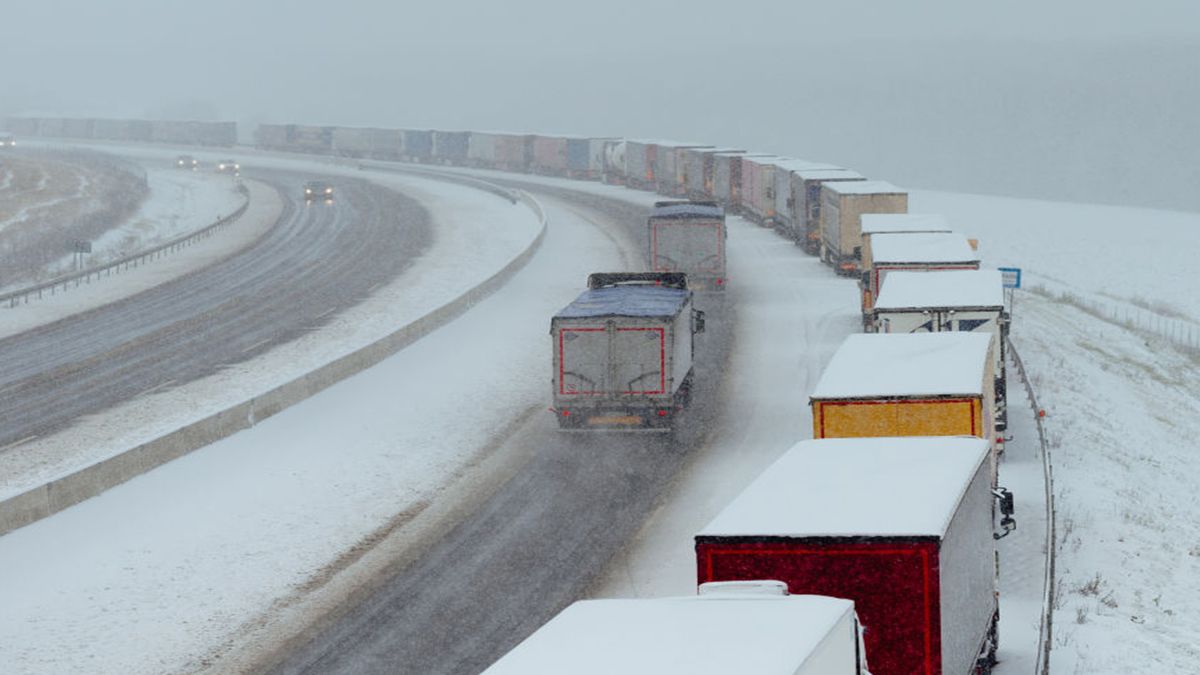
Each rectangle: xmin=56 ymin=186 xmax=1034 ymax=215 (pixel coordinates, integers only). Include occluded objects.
xmin=269 ymin=184 xmax=738 ymax=675
xmin=0 ymin=170 xmax=432 ymax=452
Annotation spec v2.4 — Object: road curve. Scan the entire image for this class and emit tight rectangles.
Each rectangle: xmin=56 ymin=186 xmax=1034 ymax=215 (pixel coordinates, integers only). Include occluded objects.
xmin=0 ymin=169 xmax=432 ymax=451
xmin=269 ymin=184 xmax=737 ymax=675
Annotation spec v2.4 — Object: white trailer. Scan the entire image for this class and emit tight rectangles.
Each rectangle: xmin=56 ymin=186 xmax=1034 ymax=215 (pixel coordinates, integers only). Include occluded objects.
xmin=860 ymin=214 xmax=955 ymax=274
xmin=647 ymin=201 xmax=727 ymax=291
xmin=861 ymin=231 xmax=981 ymax=326
xmin=551 ymin=273 xmax=704 ymax=431
xmin=696 ymin=436 xmax=1011 ymax=675
xmin=482 ymin=586 xmax=871 ymax=675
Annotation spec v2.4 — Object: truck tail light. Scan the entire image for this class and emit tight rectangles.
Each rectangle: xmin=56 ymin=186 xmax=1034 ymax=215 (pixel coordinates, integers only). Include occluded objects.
xmin=657 ymin=409 xmax=670 ymax=417
xmin=715 ymin=277 xmax=724 ymax=286
xmin=561 ymin=409 xmax=570 ymax=417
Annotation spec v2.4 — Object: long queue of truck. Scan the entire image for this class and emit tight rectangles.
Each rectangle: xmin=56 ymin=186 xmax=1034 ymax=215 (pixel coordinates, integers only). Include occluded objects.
xmin=2 ymin=117 xmax=1025 ymax=674
xmin=526 ymin=149 xmax=1018 ymax=672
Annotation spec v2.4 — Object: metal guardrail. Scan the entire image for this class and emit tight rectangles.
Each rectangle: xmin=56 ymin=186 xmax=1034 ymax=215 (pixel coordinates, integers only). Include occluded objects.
xmin=1006 ymin=336 xmax=1056 ymax=675
xmin=2 ymin=184 xmax=251 ymax=308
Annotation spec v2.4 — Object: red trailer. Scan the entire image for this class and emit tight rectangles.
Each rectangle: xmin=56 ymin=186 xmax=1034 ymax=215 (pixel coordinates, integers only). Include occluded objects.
xmin=696 ymin=436 xmax=1008 ymax=675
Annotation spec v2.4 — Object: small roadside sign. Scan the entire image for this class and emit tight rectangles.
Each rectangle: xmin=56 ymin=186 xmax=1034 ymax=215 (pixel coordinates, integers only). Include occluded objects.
xmin=998 ymin=267 xmax=1021 ymax=289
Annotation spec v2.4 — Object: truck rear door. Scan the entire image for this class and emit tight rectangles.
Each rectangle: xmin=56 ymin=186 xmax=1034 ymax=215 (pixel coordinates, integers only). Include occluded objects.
xmin=558 ymin=324 xmax=666 ymax=396
xmin=558 ymin=328 xmax=608 ymax=395
xmin=651 ymin=219 xmax=724 ymax=275
xmin=612 ymin=327 xmax=666 ymax=395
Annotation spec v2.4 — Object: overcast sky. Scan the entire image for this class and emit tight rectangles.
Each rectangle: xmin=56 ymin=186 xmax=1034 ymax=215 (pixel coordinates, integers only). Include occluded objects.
xmin=6 ymin=0 xmax=1199 ymax=120
xmin=5 ymin=1 xmax=1199 ymax=208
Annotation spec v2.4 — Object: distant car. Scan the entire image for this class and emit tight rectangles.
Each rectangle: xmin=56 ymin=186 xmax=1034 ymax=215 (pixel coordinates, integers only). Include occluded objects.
xmin=0 ymin=133 xmax=14 ymax=148
xmin=176 ymin=154 xmax=198 ymax=169
xmin=216 ymin=159 xmax=241 ymax=174
xmin=303 ymin=180 xmax=334 ymax=202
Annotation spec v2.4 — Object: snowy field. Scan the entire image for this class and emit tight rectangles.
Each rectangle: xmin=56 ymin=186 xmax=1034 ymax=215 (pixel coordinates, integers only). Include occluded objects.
xmin=0 ymin=157 xmax=1195 ymax=673
xmin=52 ymin=166 xmax=246 ymax=272
xmin=916 ymin=191 xmax=1200 ymax=673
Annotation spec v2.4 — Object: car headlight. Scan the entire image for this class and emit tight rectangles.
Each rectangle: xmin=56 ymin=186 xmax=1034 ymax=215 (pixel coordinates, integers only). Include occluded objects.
xmin=325 ymin=188 xmax=332 ymax=194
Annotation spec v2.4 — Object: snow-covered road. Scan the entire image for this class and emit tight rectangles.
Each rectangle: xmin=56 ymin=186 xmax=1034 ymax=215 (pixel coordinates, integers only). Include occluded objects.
xmin=0 ymin=151 xmax=1194 ymax=673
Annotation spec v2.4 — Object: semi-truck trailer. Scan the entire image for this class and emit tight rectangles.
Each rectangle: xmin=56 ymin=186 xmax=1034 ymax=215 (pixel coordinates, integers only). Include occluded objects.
xmin=697 ymin=436 xmax=1011 ymax=675
xmin=819 ymin=181 xmax=908 ymax=275
xmin=810 ymin=332 xmax=1001 ymax=459
xmin=483 ymin=583 xmax=872 ymax=675
xmin=551 ymin=273 xmax=705 ymax=431
xmin=859 ymin=231 xmax=980 ymax=329
xmin=647 ymin=201 xmax=727 ymax=291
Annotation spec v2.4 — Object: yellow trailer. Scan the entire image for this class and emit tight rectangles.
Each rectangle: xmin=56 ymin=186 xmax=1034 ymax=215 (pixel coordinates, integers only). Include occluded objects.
xmin=809 ymin=332 xmax=999 ymax=467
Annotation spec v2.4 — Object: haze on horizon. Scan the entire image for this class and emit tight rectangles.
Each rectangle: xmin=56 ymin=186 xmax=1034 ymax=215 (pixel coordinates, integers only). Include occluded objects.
xmin=4 ymin=0 xmax=1199 ymax=209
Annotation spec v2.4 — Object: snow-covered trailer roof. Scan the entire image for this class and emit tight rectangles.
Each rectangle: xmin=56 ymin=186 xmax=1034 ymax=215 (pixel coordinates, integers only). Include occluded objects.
xmin=769 ymin=158 xmax=840 ymax=171
xmin=874 ymin=270 xmax=1005 ymax=311
xmin=650 ymin=202 xmax=725 ymax=219
xmin=810 ymin=332 xmax=993 ymax=399
xmin=553 ymin=285 xmax=690 ymax=321
xmin=870 ymin=232 xmax=980 ymax=265
xmin=688 ymin=146 xmax=745 ymax=155
xmin=860 ymin=213 xmax=952 ymax=235
xmin=792 ymin=168 xmax=865 ymax=181
xmin=482 ymin=594 xmax=857 ymax=674
xmin=823 ymin=180 xmax=906 ymax=196
xmin=697 ymin=436 xmax=990 ymax=538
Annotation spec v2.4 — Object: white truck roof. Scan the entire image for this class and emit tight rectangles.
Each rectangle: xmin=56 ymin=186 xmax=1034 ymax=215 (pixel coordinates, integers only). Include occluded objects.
xmin=483 ymin=594 xmax=857 ymax=674
xmin=697 ymin=437 xmax=989 ymax=538
xmin=811 ymin=332 xmax=993 ymax=399
xmin=793 ymin=168 xmax=864 ymax=181
xmin=627 ymin=139 xmax=707 ymax=148
xmin=874 ymin=270 xmax=1005 ymax=311
xmin=860 ymin=213 xmax=952 ymax=235
xmin=870 ymin=232 xmax=980 ymax=265
xmin=769 ymin=158 xmax=840 ymax=171
xmin=823 ymin=180 xmax=905 ymax=196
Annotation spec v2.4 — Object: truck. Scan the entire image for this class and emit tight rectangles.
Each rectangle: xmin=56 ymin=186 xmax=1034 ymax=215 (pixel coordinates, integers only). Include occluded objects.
xmin=550 ymin=273 xmax=705 ymax=431
xmin=647 ymin=201 xmax=727 ymax=290
xmin=681 ymin=147 xmax=743 ymax=200
xmin=782 ymin=168 xmax=865 ymax=251
xmin=859 ymin=231 xmax=980 ymax=329
xmin=483 ymin=584 xmax=872 ymax=675
xmin=810 ymin=332 xmax=1001 ymax=459
xmin=712 ymin=152 xmax=771 ymax=209
xmin=859 ymin=214 xmax=954 ymax=277
xmin=697 ymin=436 xmax=1013 ymax=675
xmin=819 ymin=181 xmax=908 ymax=275
xmin=744 ymin=158 xmax=837 ymax=228
xmin=655 ymin=142 xmax=710 ymax=197
xmin=873 ymin=269 xmax=1010 ymax=441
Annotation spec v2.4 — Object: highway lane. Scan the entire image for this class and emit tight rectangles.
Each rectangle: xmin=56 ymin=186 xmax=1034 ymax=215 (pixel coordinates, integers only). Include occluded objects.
xmin=270 ymin=185 xmax=738 ymax=675
xmin=0 ymin=169 xmax=432 ymax=451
